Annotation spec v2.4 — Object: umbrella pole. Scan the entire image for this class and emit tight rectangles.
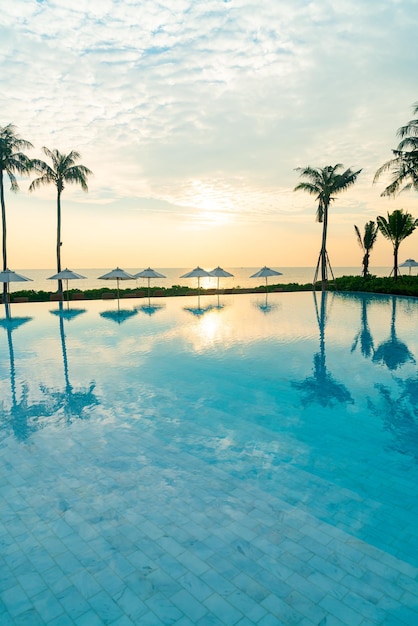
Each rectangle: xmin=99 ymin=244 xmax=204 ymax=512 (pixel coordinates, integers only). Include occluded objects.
xmin=265 ymin=277 xmax=268 ymax=293
xmin=148 ymin=277 xmax=150 ymax=299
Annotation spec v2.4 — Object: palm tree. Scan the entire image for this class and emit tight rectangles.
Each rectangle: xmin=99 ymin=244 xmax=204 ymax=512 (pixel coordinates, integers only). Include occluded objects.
xmin=374 ymin=102 xmax=418 ymax=196
xmin=29 ymin=148 xmax=92 ymax=293
xmin=354 ymin=221 xmax=379 ymax=278
xmin=376 ymin=209 xmax=418 ymax=281
xmin=294 ymin=165 xmax=361 ymax=290
xmin=0 ymin=124 xmax=33 ymax=299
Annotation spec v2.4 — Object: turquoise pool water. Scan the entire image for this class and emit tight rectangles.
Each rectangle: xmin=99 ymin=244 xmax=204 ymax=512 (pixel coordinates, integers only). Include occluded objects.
xmin=0 ymin=291 xmax=417 ymax=625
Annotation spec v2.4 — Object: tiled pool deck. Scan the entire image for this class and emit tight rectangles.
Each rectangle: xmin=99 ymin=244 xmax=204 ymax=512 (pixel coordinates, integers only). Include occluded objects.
xmin=2 ymin=423 xmax=418 ymax=626
xmin=1 ymin=293 xmax=418 ymax=624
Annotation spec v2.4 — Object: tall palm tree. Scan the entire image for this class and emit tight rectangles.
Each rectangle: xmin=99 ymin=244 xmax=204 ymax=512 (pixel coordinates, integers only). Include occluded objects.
xmin=374 ymin=102 xmax=418 ymax=196
xmin=354 ymin=220 xmax=379 ymax=278
xmin=376 ymin=209 xmax=418 ymax=280
xmin=29 ymin=148 xmax=92 ymax=293
xmin=0 ymin=124 xmax=33 ymax=299
xmin=294 ymin=164 xmax=361 ymax=290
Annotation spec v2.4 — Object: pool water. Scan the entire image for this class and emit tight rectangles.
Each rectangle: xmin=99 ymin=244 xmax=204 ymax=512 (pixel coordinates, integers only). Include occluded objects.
xmin=0 ymin=291 xmax=417 ymax=625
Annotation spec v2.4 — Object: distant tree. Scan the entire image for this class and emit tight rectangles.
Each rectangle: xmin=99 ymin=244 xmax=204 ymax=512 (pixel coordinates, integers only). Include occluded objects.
xmin=376 ymin=209 xmax=418 ymax=280
xmin=354 ymin=221 xmax=379 ymax=278
xmin=294 ymin=165 xmax=361 ymax=290
xmin=0 ymin=124 xmax=33 ymax=299
xmin=29 ymin=148 xmax=92 ymax=293
xmin=374 ymin=102 xmax=418 ymax=196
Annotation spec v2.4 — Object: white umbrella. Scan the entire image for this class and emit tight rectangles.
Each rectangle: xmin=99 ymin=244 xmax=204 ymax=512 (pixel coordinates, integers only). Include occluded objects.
xmin=48 ymin=268 xmax=86 ymax=301
xmin=209 ymin=266 xmax=234 ymax=291
xmin=399 ymin=258 xmax=418 ymax=275
xmin=134 ymin=267 xmax=166 ymax=299
xmin=0 ymin=269 xmax=32 ymax=304
xmin=98 ymin=267 xmax=135 ymax=301
xmin=250 ymin=266 xmax=283 ymax=292
xmin=0 ymin=268 xmax=32 ymax=284
xmin=180 ymin=266 xmax=211 ymax=291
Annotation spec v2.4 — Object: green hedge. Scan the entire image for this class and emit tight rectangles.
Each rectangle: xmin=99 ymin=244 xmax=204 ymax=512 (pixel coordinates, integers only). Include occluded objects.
xmin=7 ymin=275 xmax=418 ymax=302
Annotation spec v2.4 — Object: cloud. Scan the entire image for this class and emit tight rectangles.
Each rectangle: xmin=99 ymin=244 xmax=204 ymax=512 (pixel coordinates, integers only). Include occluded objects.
xmin=1 ymin=0 xmax=418 ymax=267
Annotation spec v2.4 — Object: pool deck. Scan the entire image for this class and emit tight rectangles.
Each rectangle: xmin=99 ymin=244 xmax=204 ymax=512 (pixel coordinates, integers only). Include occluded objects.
xmin=1 ymin=421 xmax=418 ymax=625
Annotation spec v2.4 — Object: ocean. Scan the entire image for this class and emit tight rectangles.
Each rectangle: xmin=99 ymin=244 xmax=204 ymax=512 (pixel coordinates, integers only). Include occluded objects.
xmin=8 ymin=266 xmax=396 ymax=293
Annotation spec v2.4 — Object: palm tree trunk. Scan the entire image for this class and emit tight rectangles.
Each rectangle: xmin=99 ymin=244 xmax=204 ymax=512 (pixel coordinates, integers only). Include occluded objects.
xmin=393 ymin=243 xmax=399 ymax=281
xmin=363 ymin=252 xmax=369 ymax=278
xmin=320 ymin=204 xmax=329 ymax=291
xmin=56 ymin=189 xmax=62 ymax=294
xmin=0 ymin=171 xmax=7 ymax=302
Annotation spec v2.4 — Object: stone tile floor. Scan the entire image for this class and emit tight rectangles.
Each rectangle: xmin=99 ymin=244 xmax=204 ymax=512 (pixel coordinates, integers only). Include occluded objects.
xmin=1 ymin=415 xmax=418 ymax=626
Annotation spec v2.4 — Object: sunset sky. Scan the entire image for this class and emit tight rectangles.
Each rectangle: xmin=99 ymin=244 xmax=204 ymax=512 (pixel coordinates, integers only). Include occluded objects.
xmin=1 ymin=0 xmax=418 ymax=270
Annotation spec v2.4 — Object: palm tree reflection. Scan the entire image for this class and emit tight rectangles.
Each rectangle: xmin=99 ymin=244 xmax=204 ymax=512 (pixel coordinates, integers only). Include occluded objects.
xmin=370 ymin=377 xmax=418 ymax=461
xmin=44 ymin=302 xmax=98 ymax=422
xmin=293 ymin=291 xmax=353 ymax=407
xmin=0 ymin=303 xmax=44 ymax=441
xmin=372 ymin=296 xmax=415 ymax=370
xmin=351 ymin=294 xmax=375 ymax=359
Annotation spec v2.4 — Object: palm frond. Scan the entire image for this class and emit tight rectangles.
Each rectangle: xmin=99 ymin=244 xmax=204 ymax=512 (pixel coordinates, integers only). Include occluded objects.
xmin=376 ymin=103 xmax=418 ymax=197
xmin=376 ymin=215 xmax=391 ymax=240
xmin=6 ymin=170 xmax=18 ymax=193
xmin=354 ymin=225 xmax=364 ymax=251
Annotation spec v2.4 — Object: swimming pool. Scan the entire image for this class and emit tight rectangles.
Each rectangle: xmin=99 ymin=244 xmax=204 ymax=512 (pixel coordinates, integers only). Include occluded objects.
xmin=1 ymin=291 xmax=417 ymax=625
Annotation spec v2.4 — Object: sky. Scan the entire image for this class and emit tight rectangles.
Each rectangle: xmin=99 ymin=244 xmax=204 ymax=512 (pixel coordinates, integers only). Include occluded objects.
xmin=1 ymin=0 xmax=418 ymax=270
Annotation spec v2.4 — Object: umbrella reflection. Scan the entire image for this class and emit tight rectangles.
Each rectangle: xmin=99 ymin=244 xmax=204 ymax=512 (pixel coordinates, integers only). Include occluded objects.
xmin=372 ymin=297 xmax=415 ymax=370
xmin=212 ymin=294 xmax=225 ymax=310
xmin=184 ymin=304 xmax=214 ymax=317
xmin=50 ymin=307 xmax=86 ymax=321
xmin=253 ymin=292 xmax=278 ymax=314
xmin=100 ymin=308 xmax=138 ymax=324
xmin=293 ymin=291 xmax=353 ymax=407
xmin=138 ymin=303 xmax=165 ymax=317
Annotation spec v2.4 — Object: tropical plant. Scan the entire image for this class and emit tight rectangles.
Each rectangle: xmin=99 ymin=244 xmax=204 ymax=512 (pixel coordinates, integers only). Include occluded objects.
xmin=29 ymin=148 xmax=92 ymax=293
xmin=354 ymin=220 xmax=379 ymax=278
xmin=0 ymin=124 xmax=33 ymax=298
xmin=374 ymin=102 xmax=418 ymax=196
xmin=376 ymin=209 xmax=418 ymax=280
xmin=294 ymin=164 xmax=361 ymax=290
